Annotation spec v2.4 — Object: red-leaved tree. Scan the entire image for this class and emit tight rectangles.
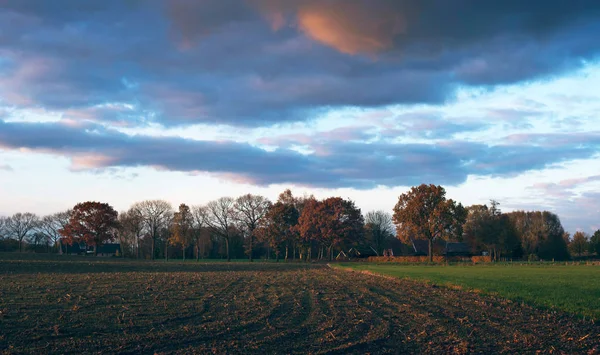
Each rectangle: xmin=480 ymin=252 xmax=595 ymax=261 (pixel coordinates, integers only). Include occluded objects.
xmin=59 ymin=202 xmax=119 ymax=255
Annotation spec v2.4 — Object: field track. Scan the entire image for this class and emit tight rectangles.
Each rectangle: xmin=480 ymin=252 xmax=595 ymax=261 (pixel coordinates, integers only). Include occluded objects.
xmin=0 ymin=264 xmax=598 ymax=354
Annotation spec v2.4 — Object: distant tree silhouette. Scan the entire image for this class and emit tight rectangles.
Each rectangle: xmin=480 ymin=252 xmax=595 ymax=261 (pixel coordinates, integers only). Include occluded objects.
xmin=5 ymin=213 xmax=39 ymax=252
xmin=234 ymin=194 xmax=271 ymax=262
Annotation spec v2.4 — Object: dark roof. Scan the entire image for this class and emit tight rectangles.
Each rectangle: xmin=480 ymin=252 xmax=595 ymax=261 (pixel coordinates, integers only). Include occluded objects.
xmin=411 ymin=239 xmax=430 ymax=255
xmin=97 ymin=243 xmax=120 ymax=254
xmin=411 ymin=239 xmax=471 ymax=256
xmin=445 ymin=242 xmax=470 ymax=254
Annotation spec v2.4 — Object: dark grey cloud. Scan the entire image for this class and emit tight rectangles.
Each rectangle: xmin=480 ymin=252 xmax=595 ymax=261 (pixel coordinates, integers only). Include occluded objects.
xmin=1 ymin=120 xmax=598 ymax=189
xmin=0 ymin=1 xmax=599 ymax=127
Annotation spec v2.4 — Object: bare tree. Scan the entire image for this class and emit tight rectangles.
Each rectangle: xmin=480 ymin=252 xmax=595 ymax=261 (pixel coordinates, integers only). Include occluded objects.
xmin=365 ymin=210 xmax=395 ymax=256
xmin=0 ymin=216 xmax=7 ymax=239
xmin=207 ymin=197 xmax=236 ymax=262
xmin=234 ymin=194 xmax=271 ymax=262
xmin=191 ymin=205 xmax=209 ymax=261
xmin=133 ymin=200 xmax=173 ymax=260
xmin=5 ymin=213 xmax=39 ymax=252
xmin=38 ymin=211 xmax=71 ymax=254
xmin=120 ymin=207 xmax=145 ymax=258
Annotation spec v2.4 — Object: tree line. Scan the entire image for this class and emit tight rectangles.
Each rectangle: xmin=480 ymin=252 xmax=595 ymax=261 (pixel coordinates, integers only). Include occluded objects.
xmin=1 ymin=184 xmax=598 ymax=261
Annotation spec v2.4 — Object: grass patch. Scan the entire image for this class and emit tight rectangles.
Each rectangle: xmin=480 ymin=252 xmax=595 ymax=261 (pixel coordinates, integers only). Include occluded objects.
xmin=334 ymin=262 xmax=600 ymax=319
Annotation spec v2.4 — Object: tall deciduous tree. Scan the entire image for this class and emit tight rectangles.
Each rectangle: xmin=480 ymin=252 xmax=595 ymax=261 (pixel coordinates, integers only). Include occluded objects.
xmin=119 ymin=207 xmax=145 ymax=259
xmin=0 ymin=216 xmax=6 ymax=239
xmin=590 ymin=229 xmax=600 ymax=256
xmin=364 ymin=210 xmax=395 ymax=256
xmin=59 ymin=202 xmax=119 ymax=255
xmin=133 ymin=200 xmax=173 ymax=260
xmin=463 ymin=201 xmax=520 ymax=261
xmin=5 ymin=212 xmax=39 ymax=252
xmin=170 ymin=203 xmax=193 ymax=260
xmin=298 ymin=197 xmax=364 ymax=261
xmin=257 ymin=201 xmax=299 ymax=261
xmin=207 ymin=197 xmax=236 ymax=262
xmin=191 ymin=205 xmax=209 ymax=261
xmin=569 ymin=231 xmax=589 ymax=257
xmin=38 ymin=211 xmax=71 ymax=253
xmin=506 ymin=211 xmax=569 ymax=260
xmin=393 ymin=184 xmax=466 ymax=262
xmin=234 ymin=194 xmax=271 ymax=262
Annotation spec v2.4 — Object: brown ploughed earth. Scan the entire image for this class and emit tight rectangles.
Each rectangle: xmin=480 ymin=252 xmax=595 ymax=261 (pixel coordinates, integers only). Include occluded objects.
xmin=0 ymin=264 xmax=597 ymax=354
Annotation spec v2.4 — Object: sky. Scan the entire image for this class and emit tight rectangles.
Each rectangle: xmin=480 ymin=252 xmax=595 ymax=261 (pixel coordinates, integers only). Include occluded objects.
xmin=0 ymin=0 xmax=599 ymax=233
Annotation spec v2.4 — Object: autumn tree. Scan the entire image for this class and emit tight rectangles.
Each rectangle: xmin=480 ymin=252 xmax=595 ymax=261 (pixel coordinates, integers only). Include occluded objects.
xmin=298 ymin=197 xmax=364 ymax=261
xmin=590 ymin=229 xmax=600 ymax=256
xmin=207 ymin=197 xmax=236 ymax=262
xmin=506 ymin=211 xmax=569 ymax=260
xmin=463 ymin=201 xmax=520 ymax=261
xmin=59 ymin=202 xmax=119 ymax=256
xmin=191 ymin=205 xmax=209 ymax=261
xmin=170 ymin=203 xmax=193 ymax=260
xmin=569 ymin=231 xmax=589 ymax=257
xmin=393 ymin=184 xmax=466 ymax=262
xmin=278 ymin=189 xmax=305 ymax=260
xmin=296 ymin=198 xmax=321 ymax=260
xmin=133 ymin=200 xmax=173 ymax=260
xmin=234 ymin=194 xmax=271 ymax=262
xmin=4 ymin=212 xmax=39 ymax=252
xmin=257 ymin=200 xmax=299 ymax=261
xmin=38 ymin=211 xmax=71 ymax=253
xmin=364 ymin=210 xmax=395 ymax=256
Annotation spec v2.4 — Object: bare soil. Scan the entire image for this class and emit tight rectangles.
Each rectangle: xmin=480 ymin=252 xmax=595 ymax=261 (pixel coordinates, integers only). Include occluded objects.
xmin=0 ymin=264 xmax=598 ymax=354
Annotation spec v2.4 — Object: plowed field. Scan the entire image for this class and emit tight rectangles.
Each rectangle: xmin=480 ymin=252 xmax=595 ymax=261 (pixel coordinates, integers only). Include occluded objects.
xmin=0 ymin=261 xmax=597 ymax=354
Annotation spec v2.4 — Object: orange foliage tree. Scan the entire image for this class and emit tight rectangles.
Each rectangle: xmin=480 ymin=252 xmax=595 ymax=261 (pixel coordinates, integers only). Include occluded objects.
xmin=297 ymin=197 xmax=364 ymax=261
xmin=170 ymin=203 xmax=193 ymax=260
xmin=59 ymin=202 xmax=119 ymax=255
xmin=393 ymin=184 xmax=466 ymax=262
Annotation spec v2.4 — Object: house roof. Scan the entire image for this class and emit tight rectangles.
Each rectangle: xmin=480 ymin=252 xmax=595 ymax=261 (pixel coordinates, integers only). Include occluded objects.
xmin=446 ymin=242 xmax=470 ymax=254
xmin=97 ymin=243 xmax=120 ymax=254
xmin=411 ymin=239 xmax=471 ymax=255
xmin=411 ymin=239 xmax=430 ymax=254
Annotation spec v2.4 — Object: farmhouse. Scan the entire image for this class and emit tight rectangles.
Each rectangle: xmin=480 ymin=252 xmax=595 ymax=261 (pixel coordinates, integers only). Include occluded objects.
xmin=59 ymin=240 xmax=121 ymax=257
xmin=96 ymin=243 xmax=121 ymax=257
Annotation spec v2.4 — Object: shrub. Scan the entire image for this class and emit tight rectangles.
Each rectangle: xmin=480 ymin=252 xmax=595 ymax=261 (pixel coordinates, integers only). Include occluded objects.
xmin=366 ymin=255 xmax=492 ymax=263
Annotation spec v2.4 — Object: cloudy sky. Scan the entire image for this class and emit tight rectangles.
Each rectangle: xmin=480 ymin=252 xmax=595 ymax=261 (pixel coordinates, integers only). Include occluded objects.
xmin=1 ymin=0 xmax=599 ymax=233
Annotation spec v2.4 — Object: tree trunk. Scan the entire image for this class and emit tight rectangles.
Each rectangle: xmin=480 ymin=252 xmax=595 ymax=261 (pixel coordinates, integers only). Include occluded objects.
xmin=225 ymin=237 xmax=230 ymax=262
xmin=293 ymin=244 xmax=296 ymax=261
xmin=276 ymin=251 xmax=279 ymax=262
xmin=428 ymin=239 xmax=433 ymax=263
xmin=136 ymin=234 xmax=140 ymax=259
xmin=285 ymin=246 xmax=289 ymax=262
xmin=182 ymin=245 xmax=185 ymax=261
xmin=19 ymin=238 xmax=23 ymax=253
xmin=248 ymin=235 xmax=254 ymax=262
xmin=151 ymin=236 xmax=156 ymax=260
xmin=196 ymin=242 xmax=200 ymax=261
